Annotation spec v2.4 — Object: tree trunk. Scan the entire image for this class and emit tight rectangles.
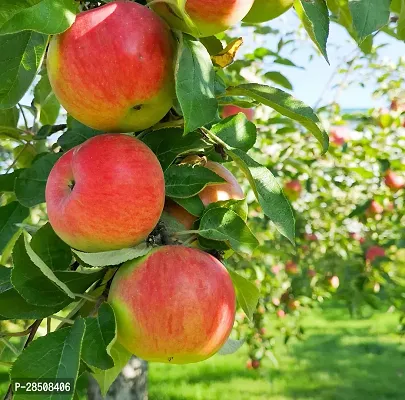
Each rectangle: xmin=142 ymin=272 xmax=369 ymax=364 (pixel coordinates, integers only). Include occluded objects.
xmin=88 ymin=357 xmax=148 ymax=400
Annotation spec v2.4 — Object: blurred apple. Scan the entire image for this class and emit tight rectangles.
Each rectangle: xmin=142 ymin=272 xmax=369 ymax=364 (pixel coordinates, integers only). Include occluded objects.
xmin=277 ymin=309 xmax=286 ymax=318
xmin=284 ymin=179 xmax=302 ymax=201
xmin=285 ymin=260 xmax=299 ymax=275
xmin=366 ymin=246 xmax=386 ymax=263
xmin=384 ymin=170 xmax=405 ymax=191
xmin=222 ymin=105 xmax=255 ymax=121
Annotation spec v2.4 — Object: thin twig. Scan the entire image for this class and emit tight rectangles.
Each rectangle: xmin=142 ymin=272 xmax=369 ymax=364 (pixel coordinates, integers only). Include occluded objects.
xmin=17 ymin=104 xmax=29 ymax=131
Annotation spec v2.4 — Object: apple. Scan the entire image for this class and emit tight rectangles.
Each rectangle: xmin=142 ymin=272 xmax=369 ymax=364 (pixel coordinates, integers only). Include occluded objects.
xmin=164 ymin=199 xmax=197 ymax=230
xmin=307 ymin=269 xmax=316 ymax=278
xmin=108 ymin=246 xmax=236 ymax=363
xmin=272 ymin=297 xmax=280 ymax=306
xmin=384 ymin=170 xmax=405 ymax=191
xmin=198 ymin=161 xmax=244 ymax=206
xmin=252 ymin=359 xmax=260 ymax=369
xmin=259 ymin=327 xmax=266 ymax=335
xmin=222 ymin=105 xmax=255 ymax=121
xmin=148 ymin=0 xmax=255 ymax=37
xmin=304 ymin=233 xmax=318 ymax=241
xmin=366 ymin=200 xmax=384 ymax=216
xmin=284 ymin=179 xmax=302 ymax=201
xmin=285 ymin=260 xmax=299 ymax=275
xmin=46 ymin=134 xmax=165 ymax=252
xmin=287 ymin=299 xmax=300 ymax=311
xmin=330 ymin=126 xmax=350 ymax=146
xmin=246 ymin=359 xmax=253 ymax=369
xmin=349 ymin=232 xmax=365 ymax=244
xmin=328 ymin=275 xmax=340 ymax=290
xmin=277 ymin=309 xmax=286 ymax=318
xmin=365 ymin=246 xmax=386 ymax=263
xmin=47 ymin=1 xmax=175 ymax=132
xmin=243 ymin=0 xmax=293 ymax=23
xmin=257 ymin=305 xmax=266 ymax=315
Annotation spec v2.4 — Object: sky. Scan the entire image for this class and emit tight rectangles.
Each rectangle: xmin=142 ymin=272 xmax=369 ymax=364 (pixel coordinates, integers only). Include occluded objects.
xmin=241 ymin=9 xmax=405 ymax=110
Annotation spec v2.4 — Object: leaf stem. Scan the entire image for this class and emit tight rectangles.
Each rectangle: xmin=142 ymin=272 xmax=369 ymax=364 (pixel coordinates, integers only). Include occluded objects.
xmin=174 ymin=230 xmax=200 ymax=236
xmin=50 ymin=315 xmax=74 ymax=325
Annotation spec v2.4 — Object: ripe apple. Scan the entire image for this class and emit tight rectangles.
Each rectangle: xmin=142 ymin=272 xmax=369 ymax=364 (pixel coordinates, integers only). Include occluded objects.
xmin=243 ymin=0 xmax=293 ymax=23
xmin=285 ymin=260 xmax=299 ymax=275
xmin=277 ymin=309 xmax=286 ymax=318
xmin=330 ymin=126 xmax=350 ymax=146
xmin=252 ymin=359 xmax=260 ymax=369
xmin=259 ymin=327 xmax=266 ymax=335
xmin=47 ymin=1 xmax=175 ymax=132
xmin=384 ymin=170 xmax=405 ymax=191
xmin=287 ymin=299 xmax=300 ymax=311
xmin=148 ymin=0 xmax=254 ymax=37
xmin=164 ymin=199 xmax=197 ymax=230
xmin=284 ymin=179 xmax=302 ymax=201
xmin=246 ymin=359 xmax=253 ymax=369
xmin=108 ymin=246 xmax=236 ymax=363
xmin=328 ymin=275 xmax=340 ymax=290
xmin=222 ymin=105 xmax=255 ymax=121
xmin=366 ymin=200 xmax=384 ymax=217
xmin=46 ymin=134 xmax=165 ymax=252
xmin=365 ymin=246 xmax=386 ymax=263
xmin=198 ymin=161 xmax=244 ymax=206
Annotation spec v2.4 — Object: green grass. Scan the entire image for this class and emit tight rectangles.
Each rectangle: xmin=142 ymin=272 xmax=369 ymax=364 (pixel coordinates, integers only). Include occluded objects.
xmin=149 ymin=305 xmax=405 ymax=400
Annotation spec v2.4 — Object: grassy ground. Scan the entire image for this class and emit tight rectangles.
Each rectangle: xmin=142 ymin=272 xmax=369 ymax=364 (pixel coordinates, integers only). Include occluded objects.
xmin=148 ymin=305 xmax=405 ymax=400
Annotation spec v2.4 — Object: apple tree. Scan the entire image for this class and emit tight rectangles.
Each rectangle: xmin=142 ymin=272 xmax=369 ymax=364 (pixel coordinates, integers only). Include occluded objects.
xmin=0 ymin=0 xmax=403 ymax=399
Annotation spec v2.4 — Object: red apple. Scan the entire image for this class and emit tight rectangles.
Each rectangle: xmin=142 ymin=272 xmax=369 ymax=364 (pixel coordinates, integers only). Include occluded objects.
xmin=198 ymin=161 xmax=244 ymax=206
xmin=330 ymin=126 xmax=350 ymax=146
xmin=365 ymin=246 xmax=386 ymax=263
xmin=304 ymin=233 xmax=318 ymax=241
xmin=307 ymin=269 xmax=316 ymax=278
xmin=277 ymin=309 xmax=286 ymax=318
xmin=243 ymin=0 xmax=293 ymax=23
xmin=284 ymin=179 xmax=302 ymax=201
xmin=287 ymin=299 xmax=300 ymax=311
xmin=259 ymin=328 xmax=266 ymax=335
xmin=246 ymin=359 xmax=253 ymax=369
xmin=366 ymin=200 xmax=384 ymax=216
xmin=148 ymin=0 xmax=255 ymax=37
xmin=252 ymin=359 xmax=260 ymax=369
xmin=108 ymin=246 xmax=236 ymax=363
xmin=222 ymin=105 xmax=255 ymax=121
xmin=46 ymin=134 xmax=165 ymax=252
xmin=384 ymin=170 xmax=405 ymax=191
xmin=47 ymin=1 xmax=175 ymax=132
xmin=164 ymin=199 xmax=197 ymax=230
xmin=285 ymin=260 xmax=299 ymax=275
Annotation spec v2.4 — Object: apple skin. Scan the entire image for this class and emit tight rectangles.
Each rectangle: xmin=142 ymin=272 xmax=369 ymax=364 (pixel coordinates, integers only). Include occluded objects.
xmin=366 ymin=200 xmax=384 ymax=217
xmin=222 ymin=105 xmax=255 ymax=121
xmin=384 ymin=170 xmax=405 ymax=191
xmin=243 ymin=0 xmax=294 ymax=23
xmin=285 ymin=260 xmax=299 ymax=275
xmin=47 ymin=1 xmax=175 ymax=132
xmin=108 ymin=246 xmax=236 ymax=364
xmin=164 ymin=198 xmax=197 ymax=230
xmin=366 ymin=246 xmax=386 ymax=263
xmin=148 ymin=0 xmax=254 ymax=37
xmin=45 ymin=134 xmax=165 ymax=252
xmin=199 ymin=161 xmax=245 ymax=206
xmin=284 ymin=179 xmax=302 ymax=201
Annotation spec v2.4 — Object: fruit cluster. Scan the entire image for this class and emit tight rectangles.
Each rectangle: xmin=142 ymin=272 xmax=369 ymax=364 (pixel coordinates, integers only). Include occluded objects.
xmin=44 ymin=0 xmax=293 ymax=365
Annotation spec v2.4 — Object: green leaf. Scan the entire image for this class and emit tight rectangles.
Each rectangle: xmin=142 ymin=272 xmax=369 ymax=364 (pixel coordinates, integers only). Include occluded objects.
xmin=92 ymin=342 xmax=131 ymax=397
xmin=199 ymin=36 xmax=224 ymax=55
xmin=294 ymin=0 xmax=330 ymax=63
xmin=82 ymin=303 xmax=116 ymax=370
xmin=227 ymin=84 xmax=329 ymax=152
xmin=228 ymin=149 xmax=295 ymax=244
xmin=348 ymin=199 xmax=372 ymax=217
xmin=0 ymin=107 xmax=19 ymax=127
xmin=199 ymin=208 xmax=259 ymax=255
xmin=0 ymin=170 xmax=23 ymax=192
xmin=11 ymin=319 xmax=85 ymax=400
xmin=0 ymin=0 xmax=78 ymax=35
xmin=172 ymin=196 xmax=205 ymax=217
xmin=12 ymin=235 xmax=73 ymax=306
xmin=15 ymin=152 xmax=61 ymax=207
xmin=206 ymin=199 xmax=248 ymax=221
xmin=0 ymin=202 xmax=29 ymax=253
xmin=211 ymin=114 xmax=257 ymax=152
xmin=229 ymin=271 xmax=260 ymax=320
xmin=141 ymin=128 xmax=209 ymax=171
xmin=33 ymin=72 xmax=60 ymax=125
xmin=31 ymin=222 xmax=72 ymax=271
xmin=0 ymin=31 xmax=47 ymax=109
xmin=58 ymin=119 xmax=103 ymax=151
xmin=397 ymin=0 xmax=405 ymax=40
xmin=217 ymin=338 xmax=245 ymax=355
xmin=165 ymin=164 xmax=225 ymax=198
xmin=349 ymin=0 xmax=390 ymax=43
xmin=72 ymin=243 xmax=150 ymax=268
xmin=264 ymin=71 xmax=293 ymax=90
xmin=176 ymin=35 xmax=218 ymax=134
